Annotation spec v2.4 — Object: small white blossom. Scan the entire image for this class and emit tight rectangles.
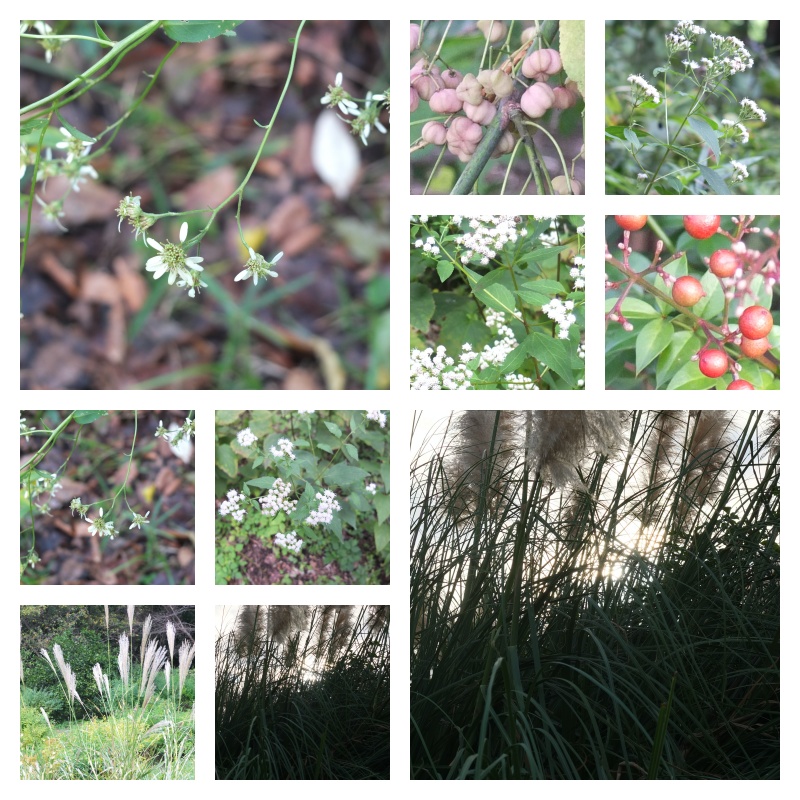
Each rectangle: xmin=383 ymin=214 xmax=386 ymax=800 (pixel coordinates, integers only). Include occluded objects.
xmin=87 ymin=508 xmax=116 ymax=539
xmin=234 ymin=248 xmax=282 ymax=286
xmin=236 ymin=428 xmax=258 ymax=447
xmin=129 ymin=511 xmax=150 ymax=530
xmin=270 ymin=438 xmax=295 ymax=460
xmin=146 ymin=222 xmax=204 ymax=288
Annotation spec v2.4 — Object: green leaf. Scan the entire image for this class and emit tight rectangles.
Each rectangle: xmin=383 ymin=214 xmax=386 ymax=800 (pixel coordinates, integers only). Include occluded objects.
xmin=473 ymin=282 xmax=518 ymax=316
xmin=687 ymin=116 xmax=720 ymax=162
xmin=655 ymin=331 xmax=699 ymax=387
xmin=606 ymin=297 xmax=661 ymax=318
xmin=559 ymin=19 xmax=585 ymax=98
xmin=94 ymin=21 xmax=112 ymax=42
xmin=635 ymin=318 xmax=673 ymax=375
xmin=692 ymin=269 xmax=725 ymax=320
xmin=343 ymin=443 xmax=359 ymax=462
xmin=522 ymin=279 xmax=566 ymax=296
xmin=374 ymin=522 xmax=390 ymax=556
xmin=55 ymin=113 xmax=96 ymax=143
xmin=436 ymin=260 xmax=455 ymax=281
xmin=666 ymin=360 xmax=725 ymax=390
xmin=525 ymin=332 xmax=573 ymax=382
xmin=216 ymin=410 xmax=246 ymax=426
xmin=20 ymin=118 xmax=48 ymax=137
xmin=380 ymin=461 xmax=390 ymax=488
xmin=374 ymin=493 xmax=390 ymax=525
xmin=698 ymin=163 xmax=731 ymax=195
xmin=410 ymin=282 xmax=435 ymax=331
xmin=516 ymin=287 xmax=551 ymax=307
xmin=73 ymin=410 xmax=107 ymax=424
xmin=246 ymin=476 xmax=275 ymax=490
xmin=215 ymin=444 xmax=238 ymax=478
xmin=162 ymin=20 xmax=244 ymax=43
xmin=324 ymin=421 xmax=342 ymax=438
xmin=498 ymin=341 xmax=529 ymax=376
xmin=324 ymin=464 xmax=369 ymax=488
xmin=624 ymin=127 xmax=640 ymax=150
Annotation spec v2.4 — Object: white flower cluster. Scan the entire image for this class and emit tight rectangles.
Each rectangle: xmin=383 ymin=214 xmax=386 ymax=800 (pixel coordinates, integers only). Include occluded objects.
xmin=627 ymin=74 xmax=660 ymax=104
xmin=739 ymin=98 xmax=767 ymax=123
xmin=455 ymin=216 xmax=526 ymax=265
xmin=274 ymin=530 xmax=303 ymax=553
xmin=730 ymin=160 xmax=749 ymax=183
xmin=237 ymin=427 xmax=258 ymax=447
xmin=410 ymin=345 xmax=472 ymax=390
xmin=270 ymin=438 xmax=295 ymax=460
xmin=410 ymin=310 xmax=538 ymax=390
xmin=219 ymin=489 xmax=247 ymax=523
xmin=365 ymin=482 xmax=377 ymax=495
xmin=320 ymin=73 xmax=388 ymax=145
xmin=297 ymin=410 xmax=316 ymax=415
xmin=258 ymin=478 xmax=298 ymax=517
xmin=541 ymin=298 xmax=578 ymax=340
xmin=414 ymin=236 xmax=440 ymax=256
xmin=305 ymin=489 xmax=342 ymax=527
xmin=666 ymin=20 xmax=706 ymax=54
xmin=570 ymin=257 xmax=586 ymax=289
xmin=708 ymin=33 xmax=754 ymax=75
xmin=366 ymin=410 xmax=387 ymax=428
xmin=721 ymin=119 xmax=750 ymax=144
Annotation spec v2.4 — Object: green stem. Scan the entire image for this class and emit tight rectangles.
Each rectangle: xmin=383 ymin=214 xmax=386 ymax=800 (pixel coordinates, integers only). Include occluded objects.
xmin=451 ymin=98 xmax=510 ymax=195
xmin=20 ymin=21 xmax=163 ymax=115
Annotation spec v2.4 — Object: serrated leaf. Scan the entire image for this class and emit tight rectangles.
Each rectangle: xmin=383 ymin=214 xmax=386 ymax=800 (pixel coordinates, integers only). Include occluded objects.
xmin=73 ymin=410 xmax=107 ymax=424
xmin=380 ymin=461 xmax=390 ymax=488
xmin=474 ymin=268 xmax=507 ymax=291
xmin=343 ymin=443 xmax=359 ymax=462
xmin=635 ymin=318 xmax=673 ymax=375
xmin=374 ymin=493 xmax=390 ymax=525
xmin=525 ymin=332 xmax=573 ymax=382
xmin=374 ymin=522 xmax=390 ymax=555
xmin=215 ymin=444 xmax=238 ymax=478
xmin=162 ymin=20 xmax=244 ymax=43
xmin=436 ymin=260 xmax=455 ymax=281
xmin=324 ymin=463 xmax=369 ymax=488
xmin=516 ymin=288 xmax=551 ymax=307
xmin=317 ymin=443 xmax=333 ymax=454
xmin=324 ymin=421 xmax=342 ymax=438
xmin=410 ymin=282 xmax=435 ymax=331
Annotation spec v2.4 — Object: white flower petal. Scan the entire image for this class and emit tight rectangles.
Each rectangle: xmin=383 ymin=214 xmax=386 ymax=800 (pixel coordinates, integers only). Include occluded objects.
xmin=179 ymin=222 xmax=188 ymax=242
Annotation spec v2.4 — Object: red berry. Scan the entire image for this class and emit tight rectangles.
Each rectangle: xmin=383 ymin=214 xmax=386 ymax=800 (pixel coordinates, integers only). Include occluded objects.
xmin=684 ymin=215 xmax=721 ymax=239
xmin=708 ymin=249 xmax=739 ymax=278
xmin=672 ymin=275 xmax=705 ymax=307
xmin=738 ymin=305 xmax=773 ymax=340
xmin=614 ymin=215 xmax=647 ymax=231
xmin=727 ymin=379 xmax=755 ymax=390
xmin=698 ymin=348 xmax=729 ymax=378
xmin=739 ymin=336 xmax=771 ymax=359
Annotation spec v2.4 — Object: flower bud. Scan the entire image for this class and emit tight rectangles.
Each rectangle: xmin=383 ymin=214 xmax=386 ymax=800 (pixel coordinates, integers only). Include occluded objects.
xmin=455 ymin=73 xmax=484 ymax=105
xmin=552 ymin=85 xmax=577 ymax=110
xmin=463 ymin=99 xmax=496 ymax=125
xmin=477 ymin=20 xmax=507 ymax=43
xmin=429 ymin=88 xmax=463 ymax=114
xmin=491 ymin=131 xmax=515 ymax=158
xmin=410 ymin=59 xmax=441 ymax=100
xmin=422 ymin=121 xmax=448 ymax=146
xmin=551 ymin=175 xmax=583 ymax=195
xmin=477 ymin=68 xmax=513 ymax=98
xmin=521 ymin=48 xmax=562 ymax=81
xmin=410 ymin=24 xmax=420 ymax=52
xmin=519 ymin=82 xmax=555 ymax=119
xmin=440 ymin=69 xmax=463 ymax=89
xmin=520 ymin=25 xmax=538 ymax=44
